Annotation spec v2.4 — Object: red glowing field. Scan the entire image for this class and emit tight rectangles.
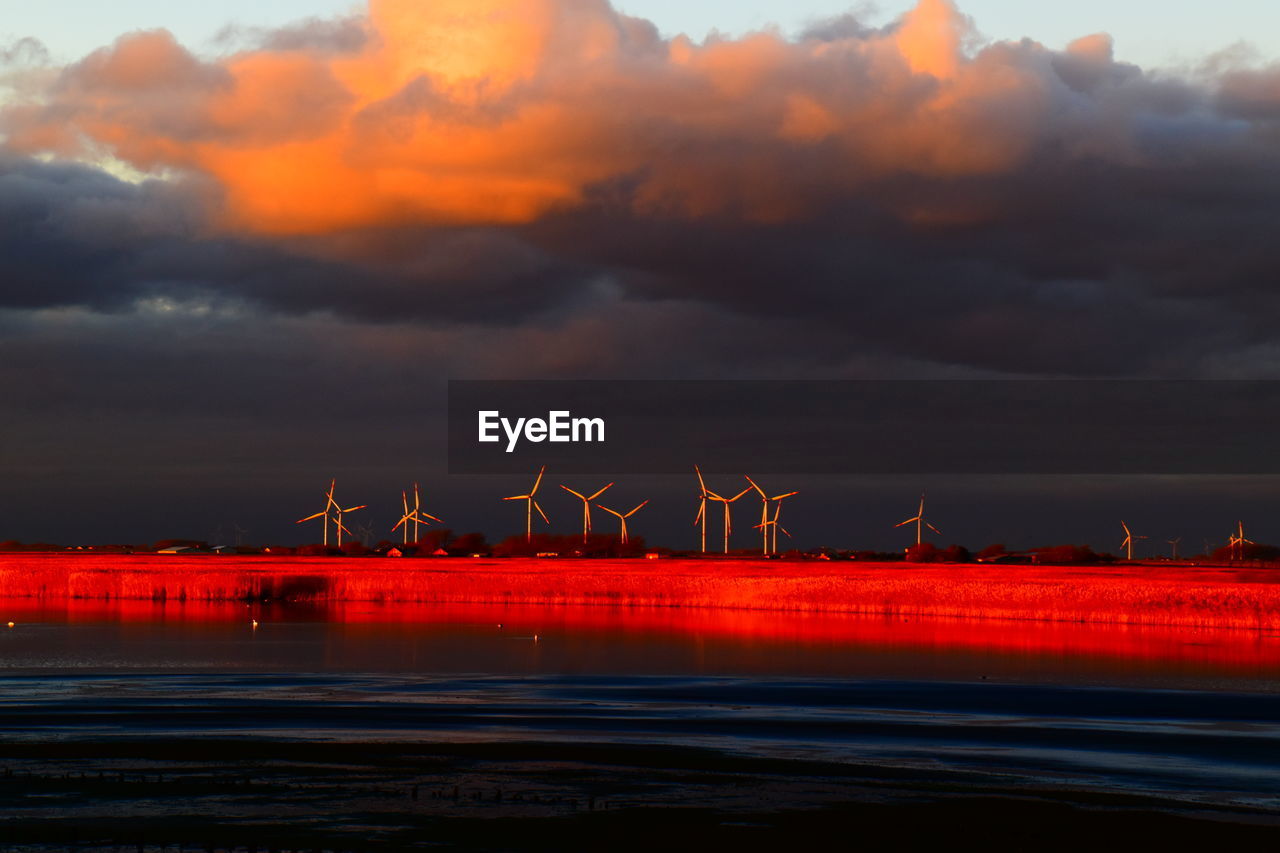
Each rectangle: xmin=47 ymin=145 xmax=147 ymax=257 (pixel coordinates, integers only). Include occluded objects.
xmin=2 ymin=554 xmax=1279 ymax=632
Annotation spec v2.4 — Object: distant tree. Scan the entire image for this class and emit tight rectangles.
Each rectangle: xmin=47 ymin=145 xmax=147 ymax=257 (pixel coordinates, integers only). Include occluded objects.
xmin=340 ymin=541 xmax=369 ymax=557
xmin=154 ymin=539 xmax=208 ymax=551
xmin=905 ymin=543 xmax=939 ymax=563
xmin=415 ymin=528 xmax=453 ymax=551
xmin=448 ymin=532 xmax=489 ymax=556
xmin=297 ymin=544 xmax=339 ymax=557
xmin=1030 ymin=545 xmax=1104 ymax=565
xmin=1211 ymin=542 xmax=1280 ymax=562
xmin=940 ymin=544 xmax=972 ymax=563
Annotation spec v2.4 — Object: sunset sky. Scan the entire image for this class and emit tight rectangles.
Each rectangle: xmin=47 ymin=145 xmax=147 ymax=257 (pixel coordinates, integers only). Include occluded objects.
xmin=3 ymin=0 xmax=1280 ymax=549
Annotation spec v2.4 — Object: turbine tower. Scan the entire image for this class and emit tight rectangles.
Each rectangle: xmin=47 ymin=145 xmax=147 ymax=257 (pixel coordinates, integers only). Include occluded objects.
xmin=745 ymin=476 xmax=800 ymax=555
xmin=1119 ymin=520 xmax=1147 ymax=561
xmin=1167 ymin=537 xmax=1181 ymax=560
xmin=754 ymin=502 xmax=793 ymax=554
xmin=560 ymin=481 xmax=614 ymax=544
xmin=597 ymin=500 xmax=649 ymax=545
xmin=296 ymin=479 xmax=337 ymax=546
xmin=694 ymin=466 xmax=710 ymax=553
xmin=705 ymin=488 xmax=751 ymax=554
xmin=1229 ymin=521 xmax=1254 ymax=561
xmin=392 ymin=483 xmax=443 ymax=545
xmin=330 ymin=491 xmax=366 ymax=549
xmin=895 ymin=492 xmax=940 ymax=547
xmin=504 ymin=466 xmax=550 ymax=542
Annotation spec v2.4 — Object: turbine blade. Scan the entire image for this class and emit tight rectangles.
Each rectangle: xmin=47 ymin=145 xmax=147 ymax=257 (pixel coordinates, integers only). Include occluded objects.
xmin=531 ymin=466 xmax=545 ymax=496
xmin=343 ymin=505 xmax=367 ymax=513
xmin=534 ymin=501 xmax=549 ymax=524
xmin=596 ymin=505 xmax=624 ymax=519
xmin=504 ymin=495 xmax=530 ymax=501
xmin=626 ymin=500 xmax=649 ymax=517
xmin=588 ymin=482 xmax=614 ymax=500
xmin=296 ymin=512 xmax=325 ymax=523
xmin=560 ymin=485 xmax=586 ymax=500
xmin=771 ymin=491 xmax=799 ymax=501
xmin=420 ymin=513 xmax=443 ymax=524
xmin=695 ymin=466 xmax=707 ymax=493
xmin=729 ymin=489 xmax=751 ymax=502
xmin=694 ymin=502 xmax=705 ymax=525
xmin=745 ymin=476 xmax=766 ymax=498
xmin=927 ymin=523 xmax=941 ymax=535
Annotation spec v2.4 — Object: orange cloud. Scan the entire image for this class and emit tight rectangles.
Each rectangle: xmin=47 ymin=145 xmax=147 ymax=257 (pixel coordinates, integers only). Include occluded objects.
xmin=2 ymin=0 xmax=1071 ymax=235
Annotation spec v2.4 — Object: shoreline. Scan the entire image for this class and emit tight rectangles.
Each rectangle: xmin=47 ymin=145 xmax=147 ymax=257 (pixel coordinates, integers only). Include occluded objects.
xmin=2 ymin=554 xmax=1279 ymax=631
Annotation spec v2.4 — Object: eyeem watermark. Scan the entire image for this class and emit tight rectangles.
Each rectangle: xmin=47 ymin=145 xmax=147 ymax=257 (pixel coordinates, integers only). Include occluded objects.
xmin=478 ymin=410 xmax=605 ymax=453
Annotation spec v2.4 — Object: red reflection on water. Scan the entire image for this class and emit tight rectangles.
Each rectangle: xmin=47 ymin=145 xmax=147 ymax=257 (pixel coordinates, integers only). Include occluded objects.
xmin=3 ymin=597 xmax=1277 ymax=677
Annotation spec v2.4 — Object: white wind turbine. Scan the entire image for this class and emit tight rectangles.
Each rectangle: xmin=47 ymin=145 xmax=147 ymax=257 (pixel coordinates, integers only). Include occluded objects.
xmin=504 ymin=466 xmax=550 ymax=542
xmin=895 ymin=492 xmax=940 ymax=547
xmin=745 ymin=475 xmax=799 ymax=555
xmin=1167 ymin=537 xmax=1181 ymax=560
xmin=693 ymin=466 xmax=710 ymax=553
xmin=754 ymin=502 xmax=793 ymax=554
xmin=296 ymin=479 xmax=337 ymax=546
xmin=560 ymin=481 xmax=614 ymax=544
xmin=1229 ymin=521 xmax=1254 ymax=561
xmin=705 ymin=487 xmax=751 ymax=554
xmin=596 ymin=500 xmax=649 ymax=545
xmin=392 ymin=483 xmax=443 ymax=545
xmin=1120 ymin=520 xmax=1147 ymax=561
xmin=329 ymin=489 xmax=366 ymax=549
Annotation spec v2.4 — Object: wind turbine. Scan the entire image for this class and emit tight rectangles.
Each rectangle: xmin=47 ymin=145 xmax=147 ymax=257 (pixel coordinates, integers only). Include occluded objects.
xmin=1119 ymin=520 xmax=1147 ymax=561
xmin=597 ymin=500 xmax=649 ymax=545
xmin=693 ymin=466 xmax=710 ymax=553
xmin=561 ymin=482 xmax=613 ymax=544
xmin=504 ymin=466 xmax=550 ymax=542
xmin=705 ymin=488 xmax=751 ymax=554
xmin=744 ymin=476 xmax=800 ymax=555
xmin=895 ymin=493 xmax=940 ymax=547
xmin=296 ymin=479 xmax=337 ymax=546
xmin=392 ymin=483 xmax=443 ymax=545
xmin=231 ymin=523 xmax=247 ymax=547
xmin=754 ymin=502 xmax=793 ymax=554
xmin=1229 ymin=521 xmax=1254 ymax=561
xmin=330 ymin=496 xmax=366 ymax=548
xmin=1167 ymin=537 xmax=1181 ymax=560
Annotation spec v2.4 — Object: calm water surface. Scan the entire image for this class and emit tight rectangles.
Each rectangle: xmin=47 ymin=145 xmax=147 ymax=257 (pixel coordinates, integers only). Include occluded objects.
xmin=2 ymin=600 xmax=1279 ymax=814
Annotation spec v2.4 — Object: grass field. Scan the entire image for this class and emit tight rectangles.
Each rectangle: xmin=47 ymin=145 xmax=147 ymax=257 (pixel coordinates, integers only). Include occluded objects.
xmin=1 ymin=554 xmax=1278 ymax=631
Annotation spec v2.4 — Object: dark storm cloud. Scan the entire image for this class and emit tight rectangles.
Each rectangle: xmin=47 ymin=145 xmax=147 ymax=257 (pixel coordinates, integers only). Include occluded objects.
xmin=4 ymin=1 xmax=1280 ymax=546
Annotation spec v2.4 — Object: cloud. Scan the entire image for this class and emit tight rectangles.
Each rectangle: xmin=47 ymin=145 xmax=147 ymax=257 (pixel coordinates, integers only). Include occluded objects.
xmin=0 ymin=0 xmax=1195 ymax=235
xmin=2 ymin=0 xmax=1280 ymax=384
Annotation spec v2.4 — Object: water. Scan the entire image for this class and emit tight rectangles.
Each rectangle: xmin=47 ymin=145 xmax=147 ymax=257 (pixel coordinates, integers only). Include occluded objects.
xmin=1 ymin=600 xmax=1279 ymax=847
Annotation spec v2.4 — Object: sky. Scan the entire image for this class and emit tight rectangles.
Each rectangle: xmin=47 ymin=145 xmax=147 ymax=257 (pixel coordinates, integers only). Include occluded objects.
xmin=3 ymin=0 xmax=1280 ymax=551
xmin=4 ymin=0 xmax=1279 ymax=69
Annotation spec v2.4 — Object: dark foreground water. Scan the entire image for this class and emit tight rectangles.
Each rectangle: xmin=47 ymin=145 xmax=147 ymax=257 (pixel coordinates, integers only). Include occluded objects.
xmin=1 ymin=602 xmax=1279 ymax=850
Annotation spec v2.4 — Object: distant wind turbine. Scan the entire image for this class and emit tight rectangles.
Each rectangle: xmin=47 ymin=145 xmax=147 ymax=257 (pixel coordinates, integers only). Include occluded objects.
xmin=706 ymin=488 xmax=751 ymax=554
xmin=694 ymin=466 xmax=710 ymax=553
xmin=596 ymin=500 xmax=648 ymax=545
xmin=895 ymin=492 xmax=940 ymax=547
xmin=296 ymin=479 xmax=337 ymax=546
xmin=745 ymin=476 xmax=799 ymax=555
xmin=754 ymin=502 xmax=792 ymax=554
xmin=392 ymin=483 xmax=442 ymax=545
xmin=561 ymin=481 xmax=613 ymax=544
xmin=1229 ymin=520 xmax=1254 ymax=561
xmin=1167 ymin=537 xmax=1181 ymax=560
xmin=504 ymin=466 xmax=550 ymax=542
xmin=330 ymin=493 xmax=366 ymax=548
xmin=1119 ymin=520 xmax=1147 ymax=561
